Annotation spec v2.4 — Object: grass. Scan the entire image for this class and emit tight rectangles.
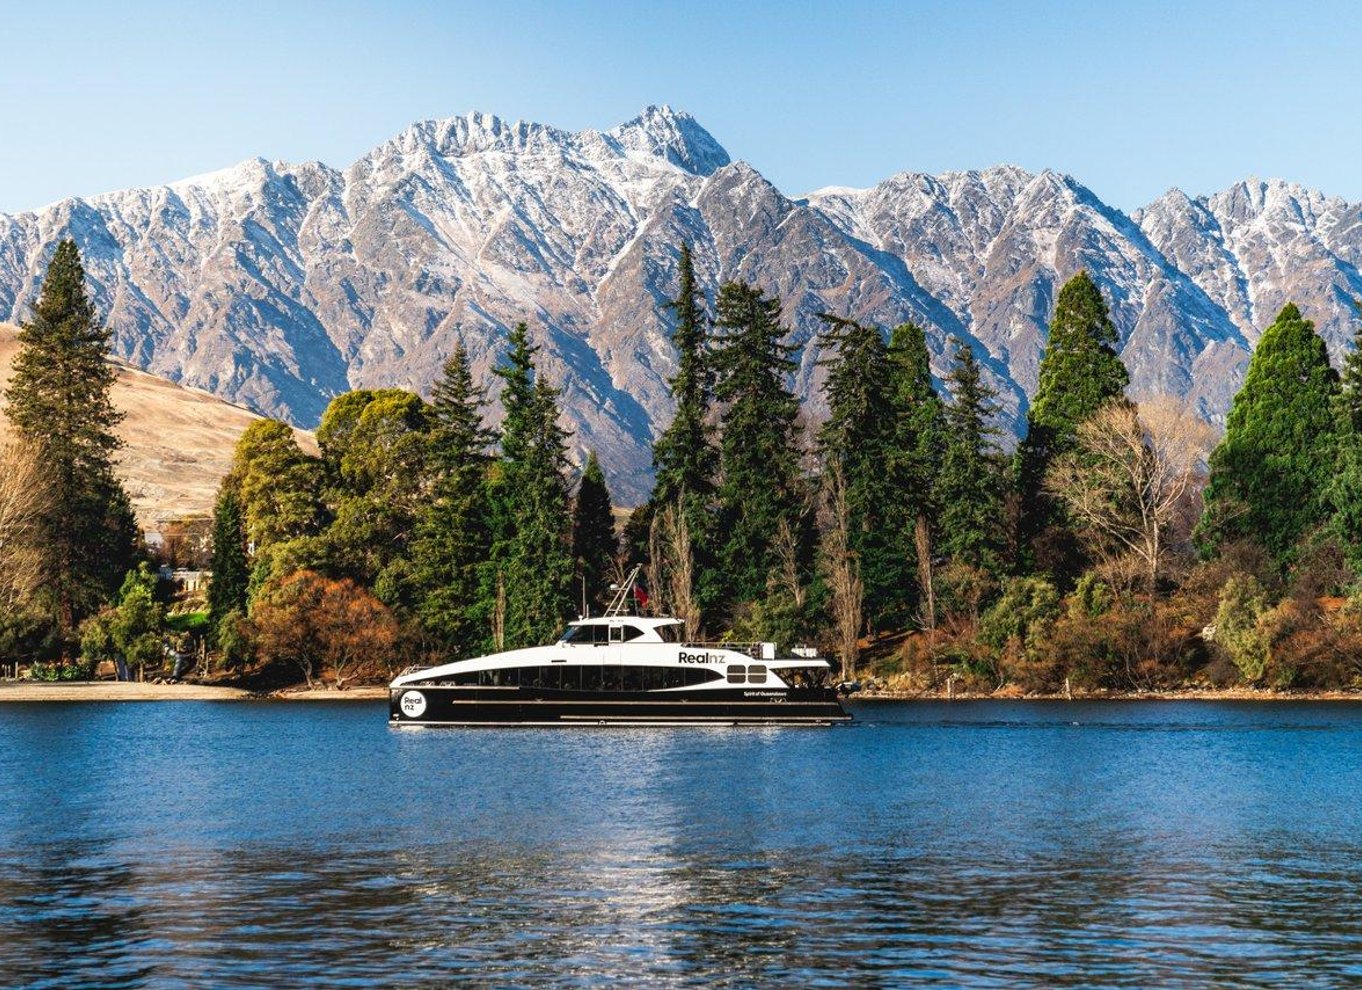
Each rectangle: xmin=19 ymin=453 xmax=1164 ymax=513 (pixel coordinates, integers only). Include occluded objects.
xmin=167 ymin=611 xmax=210 ymax=634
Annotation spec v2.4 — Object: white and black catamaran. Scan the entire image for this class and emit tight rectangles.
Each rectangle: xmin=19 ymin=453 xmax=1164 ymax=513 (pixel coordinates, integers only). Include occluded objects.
xmin=389 ymin=568 xmax=852 ymax=726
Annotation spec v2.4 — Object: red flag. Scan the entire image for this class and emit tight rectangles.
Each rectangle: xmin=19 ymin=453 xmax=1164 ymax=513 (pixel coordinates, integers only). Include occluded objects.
xmin=632 ymin=584 xmax=650 ymax=610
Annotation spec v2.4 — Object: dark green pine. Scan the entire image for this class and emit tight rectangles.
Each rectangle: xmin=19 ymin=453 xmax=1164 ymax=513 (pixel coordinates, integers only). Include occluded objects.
xmin=712 ymin=281 xmax=804 ymax=610
xmin=571 ymin=451 xmax=618 ymax=613
xmin=207 ymin=486 xmax=250 ymax=638
xmin=6 ymin=239 xmax=137 ymax=637
xmin=1200 ymin=302 xmax=1340 ymax=566
xmin=937 ymin=338 xmax=1006 ymax=574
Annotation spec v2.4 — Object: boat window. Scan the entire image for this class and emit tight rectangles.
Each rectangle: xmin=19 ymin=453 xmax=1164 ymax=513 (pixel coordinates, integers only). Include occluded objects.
xmin=621 ymin=666 xmax=645 ymax=692
xmin=727 ymin=665 xmax=746 ymax=684
xmin=657 ymin=623 xmax=683 ymax=643
xmin=747 ymin=664 xmax=766 ymax=683
xmin=608 ymin=624 xmax=647 ymax=644
xmin=600 ymin=665 xmax=623 ymax=691
xmin=560 ymin=623 xmax=610 ymax=645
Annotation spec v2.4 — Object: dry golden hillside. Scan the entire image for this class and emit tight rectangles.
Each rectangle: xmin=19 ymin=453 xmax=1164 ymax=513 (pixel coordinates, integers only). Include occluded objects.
xmin=0 ymin=324 xmax=316 ymax=525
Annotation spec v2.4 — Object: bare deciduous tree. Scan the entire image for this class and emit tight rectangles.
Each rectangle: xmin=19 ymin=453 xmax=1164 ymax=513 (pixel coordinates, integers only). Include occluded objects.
xmin=1045 ymin=398 xmax=1215 ymax=593
xmin=0 ymin=438 xmax=52 ymax=612
xmin=819 ymin=461 xmax=862 ymax=680
xmin=647 ymin=503 xmax=701 ymax=638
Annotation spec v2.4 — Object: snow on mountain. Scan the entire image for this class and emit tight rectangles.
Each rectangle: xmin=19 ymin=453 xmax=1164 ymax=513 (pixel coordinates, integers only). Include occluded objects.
xmin=0 ymin=106 xmax=1358 ymax=503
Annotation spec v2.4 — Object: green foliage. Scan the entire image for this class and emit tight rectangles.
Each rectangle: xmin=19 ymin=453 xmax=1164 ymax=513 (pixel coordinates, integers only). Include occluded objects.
xmin=0 ymin=609 xmax=56 ymax=665
xmin=1069 ymin=574 xmax=1112 ymax=619
xmin=571 ymin=451 xmax=617 ymax=611
xmin=937 ymin=339 xmax=1005 ymax=574
xmin=1213 ymin=575 xmax=1271 ymax=683
xmin=215 ymin=609 xmax=252 ymax=669
xmin=5 ymin=239 xmax=137 ymax=635
xmin=109 ymin=562 xmax=166 ymax=673
xmin=1199 ymin=304 xmax=1341 ymax=567
xmin=979 ymin=576 xmax=1060 ymax=651
xmin=712 ymin=281 xmax=805 ymax=611
xmin=28 ymin=660 xmax=95 ymax=681
xmin=486 ymin=323 xmax=575 ymax=649
xmin=409 ymin=345 xmax=495 ymax=656
xmin=1331 ymin=303 xmax=1362 ymax=575
xmin=1017 ymin=271 xmax=1129 ymax=574
xmin=166 ymin=612 xmax=210 ymax=634
xmin=231 ymin=420 xmax=327 ymax=550
xmin=207 ymin=486 xmax=249 ymax=640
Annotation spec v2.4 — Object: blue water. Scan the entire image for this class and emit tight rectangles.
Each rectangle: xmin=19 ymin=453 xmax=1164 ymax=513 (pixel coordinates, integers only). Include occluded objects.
xmin=2 ymin=701 xmax=1362 ymax=988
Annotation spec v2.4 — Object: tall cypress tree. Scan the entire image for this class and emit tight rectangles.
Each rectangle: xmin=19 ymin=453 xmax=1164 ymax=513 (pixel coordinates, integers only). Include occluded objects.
xmin=886 ymin=322 xmax=945 ymax=624
xmin=487 ymin=323 xmax=574 ymax=647
xmin=937 ymin=339 xmax=1005 ymax=573
xmin=1016 ymin=271 xmax=1129 ymax=576
xmin=648 ymin=244 xmax=719 ymax=620
xmin=207 ymin=486 xmax=249 ymax=637
xmin=410 ymin=345 xmax=495 ymax=654
xmin=1200 ymin=303 xmax=1340 ymax=566
xmin=816 ymin=315 xmax=898 ymax=627
xmin=571 ymin=451 xmax=617 ymax=614
xmin=712 ymin=281 xmax=804 ymax=610
xmin=6 ymin=239 xmax=137 ymax=636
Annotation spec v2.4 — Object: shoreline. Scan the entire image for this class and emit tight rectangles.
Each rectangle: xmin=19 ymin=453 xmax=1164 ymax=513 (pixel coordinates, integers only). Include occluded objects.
xmin=857 ymin=688 xmax=1362 ymax=702
xmin=0 ymin=681 xmax=388 ymax=702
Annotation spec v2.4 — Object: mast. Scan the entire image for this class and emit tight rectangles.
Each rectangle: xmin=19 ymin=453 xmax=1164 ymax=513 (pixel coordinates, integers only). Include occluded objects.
xmin=604 ymin=563 xmax=644 ymax=617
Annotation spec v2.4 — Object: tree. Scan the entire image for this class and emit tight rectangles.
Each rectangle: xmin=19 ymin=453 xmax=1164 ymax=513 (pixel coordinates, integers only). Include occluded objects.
xmin=1199 ymin=303 xmax=1340 ymax=566
xmin=649 ymin=243 xmax=718 ymax=625
xmin=816 ymin=314 xmax=898 ymax=630
xmin=1045 ymin=399 xmax=1214 ymax=593
xmin=207 ymin=486 xmax=249 ymax=639
xmin=486 ymin=323 xmax=574 ymax=648
xmin=712 ymin=281 xmax=805 ymax=610
xmin=886 ymin=322 xmax=945 ymax=628
xmin=249 ymin=570 xmax=399 ymax=688
xmin=819 ymin=459 xmax=863 ymax=681
xmin=82 ymin=562 xmax=165 ymax=679
xmin=5 ymin=239 xmax=137 ymax=636
xmin=0 ymin=439 xmax=52 ymax=615
xmin=409 ymin=344 xmax=495 ymax=655
xmin=937 ymin=339 xmax=1005 ymax=574
xmin=1016 ymin=271 xmax=1129 ymax=574
xmin=230 ymin=420 xmax=326 ymax=551
xmin=1331 ymin=302 xmax=1362 ymax=573
xmin=571 ymin=451 xmax=616 ymax=614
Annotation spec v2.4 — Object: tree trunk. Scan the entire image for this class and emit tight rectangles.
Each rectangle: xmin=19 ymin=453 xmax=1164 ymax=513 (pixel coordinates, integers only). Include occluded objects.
xmin=915 ymin=511 xmax=935 ymax=636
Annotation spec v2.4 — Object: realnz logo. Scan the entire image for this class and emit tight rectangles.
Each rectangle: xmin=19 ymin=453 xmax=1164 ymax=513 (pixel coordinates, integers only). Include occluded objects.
xmin=678 ymin=651 xmax=724 ymax=664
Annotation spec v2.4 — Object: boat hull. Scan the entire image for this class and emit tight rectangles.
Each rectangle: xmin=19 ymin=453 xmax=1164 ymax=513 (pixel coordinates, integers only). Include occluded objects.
xmin=389 ymin=685 xmax=851 ymax=726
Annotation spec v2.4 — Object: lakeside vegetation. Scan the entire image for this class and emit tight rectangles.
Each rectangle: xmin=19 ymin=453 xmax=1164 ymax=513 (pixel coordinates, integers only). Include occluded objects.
xmin=4 ymin=240 xmax=1362 ymax=694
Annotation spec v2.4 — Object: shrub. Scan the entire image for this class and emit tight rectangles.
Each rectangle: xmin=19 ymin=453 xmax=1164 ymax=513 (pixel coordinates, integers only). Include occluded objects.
xmin=980 ymin=577 xmax=1060 ymax=651
xmin=1213 ymin=575 xmax=1271 ymax=683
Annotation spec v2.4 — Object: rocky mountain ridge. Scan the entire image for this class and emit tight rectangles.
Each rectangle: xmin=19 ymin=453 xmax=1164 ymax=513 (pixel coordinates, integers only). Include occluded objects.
xmin=1 ymin=105 xmax=1358 ymax=503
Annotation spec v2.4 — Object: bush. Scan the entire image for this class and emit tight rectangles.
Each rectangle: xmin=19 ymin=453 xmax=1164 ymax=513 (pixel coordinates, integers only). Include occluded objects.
xmin=1213 ymin=575 xmax=1271 ymax=683
xmin=980 ymin=577 xmax=1060 ymax=651
xmin=28 ymin=660 xmax=95 ymax=681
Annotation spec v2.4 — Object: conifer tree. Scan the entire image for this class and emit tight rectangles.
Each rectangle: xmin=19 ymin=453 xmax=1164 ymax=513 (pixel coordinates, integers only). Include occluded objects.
xmin=816 ymin=314 xmax=898 ymax=627
xmin=571 ymin=451 xmax=617 ymax=613
xmin=1332 ymin=302 xmax=1362 ymax=573
xmin=648 ymin=244 xmax=719 ymax=623
xmin=886 ymin=321 xmax=946 ymax=624
xmin=486 ymin=323 xmax=575 ymax=647
xmin=410 ymin=345 xmax=496 ymax=653
xmin=5 ymin=239 xmax=137 ymax=636
xmin=938 ymin=339 xmax=1005 ymax=573
xmin=1201 ymin=303 xmax=1340 ymax=565
xmin=1016 ymin=271 xmax=1129 ymax=575
xmin=207 ymin=486 xmax=249 ymax=636
xmin=712 ymin=281 xmax=804 ymax=610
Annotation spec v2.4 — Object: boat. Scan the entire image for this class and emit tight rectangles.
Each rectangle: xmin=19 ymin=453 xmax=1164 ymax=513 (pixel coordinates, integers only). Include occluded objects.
xmin=388 ymin=569 xmax=852 ymax=727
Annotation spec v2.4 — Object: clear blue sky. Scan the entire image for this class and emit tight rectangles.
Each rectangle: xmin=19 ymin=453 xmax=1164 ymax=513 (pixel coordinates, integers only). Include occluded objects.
xmin=1 ymin=0 xmax=1358 ymax=214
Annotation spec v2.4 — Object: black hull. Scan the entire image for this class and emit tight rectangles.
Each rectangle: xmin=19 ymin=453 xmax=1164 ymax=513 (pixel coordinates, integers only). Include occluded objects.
xmin=389 ymin=685 xmax=851 ymax=726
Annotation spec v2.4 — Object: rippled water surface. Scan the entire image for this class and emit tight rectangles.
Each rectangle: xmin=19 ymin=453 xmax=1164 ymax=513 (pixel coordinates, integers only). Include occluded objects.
xmin=3 ymin=701 xmax=1362 ymax=987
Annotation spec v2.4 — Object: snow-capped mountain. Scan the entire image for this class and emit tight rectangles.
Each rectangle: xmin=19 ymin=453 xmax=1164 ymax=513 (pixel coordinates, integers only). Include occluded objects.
xmin=0 ymin=106 xmax=1358 ymax=503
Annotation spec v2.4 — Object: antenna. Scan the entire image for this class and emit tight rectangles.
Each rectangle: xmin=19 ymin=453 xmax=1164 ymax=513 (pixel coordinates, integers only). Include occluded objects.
xmin=604 ymin=563 xmax=644 ymax=617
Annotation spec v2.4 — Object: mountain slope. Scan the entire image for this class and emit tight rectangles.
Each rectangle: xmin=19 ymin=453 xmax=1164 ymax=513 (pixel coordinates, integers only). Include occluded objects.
xmin=0 ymin=324 xmax=315 ymax=523
xmin=0 ymin=107 xmax=1359 ymax=503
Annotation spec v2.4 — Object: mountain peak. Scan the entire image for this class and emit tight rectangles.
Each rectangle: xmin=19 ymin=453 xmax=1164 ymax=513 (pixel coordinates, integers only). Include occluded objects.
xmin=607 ymin=105 xmax=730 ymax=176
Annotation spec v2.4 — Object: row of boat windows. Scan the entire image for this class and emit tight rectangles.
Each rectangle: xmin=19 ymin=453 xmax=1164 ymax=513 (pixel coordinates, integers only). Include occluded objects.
xmin=425 ymin=665 xmax=732 ymax=691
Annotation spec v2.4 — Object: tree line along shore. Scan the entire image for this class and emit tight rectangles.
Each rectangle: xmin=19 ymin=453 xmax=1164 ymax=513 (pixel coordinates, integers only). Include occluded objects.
xmin=3 ymin=241 xmax=1362 ymax=697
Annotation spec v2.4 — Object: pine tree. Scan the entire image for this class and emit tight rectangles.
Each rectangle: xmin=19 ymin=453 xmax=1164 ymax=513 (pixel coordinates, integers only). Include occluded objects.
xmin=207 ymin=486 xmax=249 ymax=637
xmin=486 ymin=324 xmax=575 ymax=648
xmin=648 ymin=244 xmax=719 ymax=623
xmin=816 ymin=314 xmax=899 ymax=627
xmin=712 ymin=281 xmax=804 ymax=610
xmin=5 ymin=239 xmax=137 ymax=636
xmin=571 ymin=451 xmax=617 ymax=613
xmin=1016 ymin=271 xmax=1129 ymax=576
xmin=1201 ymin=303 xmax=1340 ymax=565
xmin=938 ymin=339 xmax=1005 ymax=573
xmin=886 ymin=321 xmax=946 ymax=625
xmin=1338 ymin=299 xmax=1362 ymax=434
xmin=1333 ymin=302 xmax=1362 ymax=573
xmin=409 ymin=345 xmax=496 ymax=654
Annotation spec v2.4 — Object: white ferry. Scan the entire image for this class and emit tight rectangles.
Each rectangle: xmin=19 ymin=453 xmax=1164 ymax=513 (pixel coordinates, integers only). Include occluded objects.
xmin=388 ymin=572 xmax=852 ymax=727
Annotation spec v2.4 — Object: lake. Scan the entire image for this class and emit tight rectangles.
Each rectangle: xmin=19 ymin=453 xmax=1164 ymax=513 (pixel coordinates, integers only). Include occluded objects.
xmin=2 ymin=700 xmax=1361 ymax=987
